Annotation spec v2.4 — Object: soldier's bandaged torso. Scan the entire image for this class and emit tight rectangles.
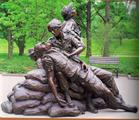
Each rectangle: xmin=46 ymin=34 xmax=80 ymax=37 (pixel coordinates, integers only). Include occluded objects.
xmin=43 ymin=48 xmax=96 ymax=85
xmin=43 ymin=48 xmax=81 ymax=77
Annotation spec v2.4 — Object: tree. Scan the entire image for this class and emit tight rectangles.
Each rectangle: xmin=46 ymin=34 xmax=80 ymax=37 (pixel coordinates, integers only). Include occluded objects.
xmin=103 ymin=0 xmax=110 ymax=56
xmin=73 ymin=0 xmax=95 ymax=57
xmin=0 ymin=0 xmax=14 ymax=58
xmin=86 ymin=0 xmax=92 ymax=57
xmin=94 ymin=1 xmax=128 ymax=56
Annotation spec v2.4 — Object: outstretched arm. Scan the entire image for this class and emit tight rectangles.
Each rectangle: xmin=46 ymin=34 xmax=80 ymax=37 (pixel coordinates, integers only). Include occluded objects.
xmin=43 ymin=55 xmax=66 ymax=107
xmin=47 ymin=70 xmax=66 ymax=107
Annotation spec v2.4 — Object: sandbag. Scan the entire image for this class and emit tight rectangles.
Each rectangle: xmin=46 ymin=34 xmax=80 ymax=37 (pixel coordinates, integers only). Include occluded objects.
xmin=24 ymin=102 xmax=52 ymax=115
xmin=72 ymin=100 xmax=86 ymax=113
xmin=12 ymin=83 xmax=23 ymax=91
xmin=23 ymin=79 xmax=50 ymax=92
xmin=13 ymin=100 xmax=40 ymax=114
xmin=7 ymin=91 xmax=14 ymax=101
xmin=14 ymin=86 xmax=44 ymax=101
xmin=42 ymin=93 xmax=64 ymax=104
xmin=9 ymin=95 xmax=16 ymax=103
xmin=48 ymin=103 xmax=81 ymax=117
xmin=24 ymin=69 xmax=47 ymax=84
xmin=92 ymin=97 xmax=107 ymax=109
xmin=1 ymin=101 xmax=13 ymax=113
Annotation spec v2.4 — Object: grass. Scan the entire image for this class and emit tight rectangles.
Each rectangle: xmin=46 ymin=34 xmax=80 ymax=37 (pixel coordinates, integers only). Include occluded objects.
xmin=119 ymin=57 xmax=139 ymax=76
xmin=110 ymin=39 xmax=139 ymax=56
xmin=0 ymin=53 xmax=36 ymax=73
xmin=0 ymin=38 xmax=139 ymax=76
xmin=82 ymin=38 xmax=139 ymax=56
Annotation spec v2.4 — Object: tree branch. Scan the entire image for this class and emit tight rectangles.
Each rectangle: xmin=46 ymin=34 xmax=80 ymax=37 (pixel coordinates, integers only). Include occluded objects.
xmin=112 ymin=17 xmax=123 ymax=28
xmin=96 ymin=11 xmax=106 ymax=23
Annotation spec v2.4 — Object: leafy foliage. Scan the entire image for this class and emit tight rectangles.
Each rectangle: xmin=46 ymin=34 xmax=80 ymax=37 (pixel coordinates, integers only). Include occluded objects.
xmin=0 ymin=0 xmax=138 ymax=75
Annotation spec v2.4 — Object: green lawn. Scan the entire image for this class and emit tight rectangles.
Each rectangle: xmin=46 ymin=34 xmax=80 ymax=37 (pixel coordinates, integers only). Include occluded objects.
xmin=0 ymin=38 xmax=139 ymax=76
xmin=0 ymin=53 xmax=36 ymax=73
xmin=82 ymin=38 xmax=139 ymax=56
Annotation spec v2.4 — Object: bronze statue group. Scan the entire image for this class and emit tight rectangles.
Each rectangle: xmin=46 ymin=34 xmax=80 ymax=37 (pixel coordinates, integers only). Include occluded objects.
xmin=1 ymin=4 xmax=138 ymax=117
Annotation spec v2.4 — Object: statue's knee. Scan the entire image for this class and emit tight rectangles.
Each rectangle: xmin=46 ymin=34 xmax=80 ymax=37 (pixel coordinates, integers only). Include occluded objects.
xmin=102 ymin=88 xmax=112 ymax=96
xmin=105 ymin=72 xmax=113 ymax=80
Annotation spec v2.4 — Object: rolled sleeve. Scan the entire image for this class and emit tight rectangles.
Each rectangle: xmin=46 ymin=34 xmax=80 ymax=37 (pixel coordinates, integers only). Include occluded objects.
xmin=70 ymin=36 xmax=85 ymax=48
xmin=42 ymin=55 xmax=54 ymax=72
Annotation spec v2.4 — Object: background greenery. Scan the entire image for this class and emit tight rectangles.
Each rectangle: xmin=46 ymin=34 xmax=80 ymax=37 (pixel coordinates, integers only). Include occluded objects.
xmin=0 ymin=0 xmax=139 ymax=76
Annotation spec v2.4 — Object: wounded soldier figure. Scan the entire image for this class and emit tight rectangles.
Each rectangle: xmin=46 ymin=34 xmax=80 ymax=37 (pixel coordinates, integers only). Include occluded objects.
xmin=34 ymin=42 xmax=138 ymax=113
xmin=46 ymin=18 xmax=130 ymax=112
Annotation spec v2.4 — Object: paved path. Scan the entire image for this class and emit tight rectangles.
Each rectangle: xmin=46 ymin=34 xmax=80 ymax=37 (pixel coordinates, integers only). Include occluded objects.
xmin=0 ymin=74 xmax=139 ymax=119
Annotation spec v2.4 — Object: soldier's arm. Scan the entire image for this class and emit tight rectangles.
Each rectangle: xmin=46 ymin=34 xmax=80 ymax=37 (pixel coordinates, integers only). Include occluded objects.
xmin=43 ymin=56 xmax=66 ymax=107
xmin=48 ymin=69 xmax=67 ymax=107
xmin=69 ymin=36 xmax=85 ymax=57
xmin=47 ymin=70 xmax=58 ymax=99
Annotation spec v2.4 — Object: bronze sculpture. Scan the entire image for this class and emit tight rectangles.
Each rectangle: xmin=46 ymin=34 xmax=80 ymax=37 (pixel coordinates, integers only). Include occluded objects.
xmin=35 ymin=42 xmax=137 ymax=112
xmin=1 ymin=4 xmax=138 ymax=117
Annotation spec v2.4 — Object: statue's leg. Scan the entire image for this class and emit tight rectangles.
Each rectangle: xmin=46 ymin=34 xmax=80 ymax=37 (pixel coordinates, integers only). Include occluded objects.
xmin=82 ymin=70 xmax=138 ymax=112
xmin=91 ymin=66 xmax=124 ymax=103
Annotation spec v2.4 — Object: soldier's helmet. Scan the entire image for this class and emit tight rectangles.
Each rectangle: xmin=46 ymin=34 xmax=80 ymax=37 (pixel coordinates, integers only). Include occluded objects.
xmin=61 ymin=3 xmax=77 ymax=20
xmin=48 ymin=18 xmax=62 ymax=32
xmin=28 ymin=48 xmax=38 ymax=61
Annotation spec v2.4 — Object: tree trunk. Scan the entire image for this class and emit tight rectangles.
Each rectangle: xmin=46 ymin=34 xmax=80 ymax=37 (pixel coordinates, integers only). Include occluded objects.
xmin=102 ymin=0 xmax=110 ymax=57
xmin=119 ymin=35 xmax=122 ymax=45
xmin=16 ymin=36 xmax=25 ymax=56
xmin=86 ymin=0 xmax=92 ymax=58
xmin=18 ymin=40 xmax=25 ymax=56
xmin=7 ymin=28 xmax=13 ymax=59
xmin=102 ymin=24 xmax=109 ymax=56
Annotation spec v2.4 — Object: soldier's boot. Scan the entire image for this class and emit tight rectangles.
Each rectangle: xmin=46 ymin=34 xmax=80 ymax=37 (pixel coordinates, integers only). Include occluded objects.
xmin=86 ymin=92 xmax=98 ymax=113
xmin=117 ymin=103 xmax=138 ymax=113
xmin=87 ymin=79 xmax=137 ymax=112
xmin=103 ymin=90 xmax=138 ymax=113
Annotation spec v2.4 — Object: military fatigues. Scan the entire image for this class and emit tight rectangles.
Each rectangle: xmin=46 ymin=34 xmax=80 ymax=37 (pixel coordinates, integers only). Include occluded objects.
xmin=48 ymin=34 xmax=84 ymax=54
xmin=91 ymin=66 xmax=119 ymax=97
xmin=48 ymin=35 xmax=119 ymax=99
xmin=42 ymin=48 xmax=121 ymax=109
xmin=48 ymin=17 xmax=120 ymax=100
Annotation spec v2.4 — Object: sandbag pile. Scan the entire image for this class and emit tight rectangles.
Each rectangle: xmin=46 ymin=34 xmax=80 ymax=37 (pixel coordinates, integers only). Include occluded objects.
xmin=1 ymin=69 xmax=107 ymax=117
xmin=1 ymin=69 xmax=93 ymax=117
